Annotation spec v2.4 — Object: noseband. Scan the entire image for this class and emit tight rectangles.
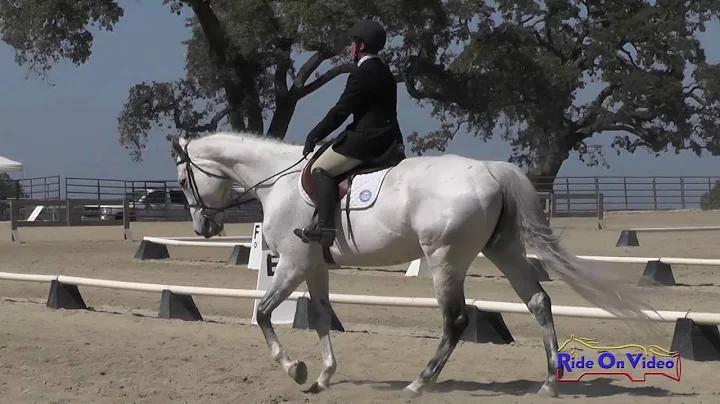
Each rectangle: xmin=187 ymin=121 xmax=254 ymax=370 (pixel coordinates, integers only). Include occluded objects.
xmin=175 ymin=141 xmax=307 ymax=220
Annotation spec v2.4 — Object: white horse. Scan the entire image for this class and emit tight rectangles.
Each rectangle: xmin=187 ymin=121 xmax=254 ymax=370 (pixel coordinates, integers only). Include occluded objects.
xmin=171 ymin=132 xmax=656 ymax=397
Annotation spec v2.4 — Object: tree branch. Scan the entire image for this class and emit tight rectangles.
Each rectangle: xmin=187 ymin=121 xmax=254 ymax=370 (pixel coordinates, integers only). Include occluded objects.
xmin=293 ymin=63 xmax=355 ymax=98
xmin=185 ymin=0 xmax=232 ymax=65
xmin=294 ymin=51 xmax=328 ymax=88
xmin=605 ymin=124 xmax=647 ymax=137
xmin=173 ymin=105 xmax=231 ymax=134
xmin=617 ymin=47 xmax=641 ymax=69
xmin=185 ymin=0 xmax=259 ymax=132
xmin=401 ymin=71 xmax=429 ymax=100
xmin=574 ymin=84 xmax=619 ymax=133
xmin=274 ymin=40 xmax=292 ymax=97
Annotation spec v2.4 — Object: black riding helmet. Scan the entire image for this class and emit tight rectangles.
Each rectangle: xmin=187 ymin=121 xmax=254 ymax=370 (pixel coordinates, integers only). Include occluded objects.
xmin=348 ymin=19 xmax=386 ymax=54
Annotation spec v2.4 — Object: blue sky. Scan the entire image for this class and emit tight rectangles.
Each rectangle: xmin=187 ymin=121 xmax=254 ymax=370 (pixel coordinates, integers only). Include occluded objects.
xmin=0 ymin=2 xmax=718 ymax=181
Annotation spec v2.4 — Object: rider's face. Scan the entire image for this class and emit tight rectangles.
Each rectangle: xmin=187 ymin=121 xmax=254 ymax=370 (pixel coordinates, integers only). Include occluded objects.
xmin=350 ymin=41 xmax=365 ymax=59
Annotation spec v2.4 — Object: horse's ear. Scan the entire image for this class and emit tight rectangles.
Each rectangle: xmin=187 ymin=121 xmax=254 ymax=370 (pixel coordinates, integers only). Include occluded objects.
xmin=171 ymin=137 xmax=185 ymax=157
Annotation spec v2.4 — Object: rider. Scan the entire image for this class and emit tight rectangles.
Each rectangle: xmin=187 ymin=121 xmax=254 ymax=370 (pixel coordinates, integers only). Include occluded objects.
xmin=294 ymin=19 xmax=404 ymax=247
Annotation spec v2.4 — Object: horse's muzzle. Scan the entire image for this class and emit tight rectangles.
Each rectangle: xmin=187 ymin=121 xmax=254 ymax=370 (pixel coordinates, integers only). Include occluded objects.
xmin=197 ymin=220 xmax=224 ymax=238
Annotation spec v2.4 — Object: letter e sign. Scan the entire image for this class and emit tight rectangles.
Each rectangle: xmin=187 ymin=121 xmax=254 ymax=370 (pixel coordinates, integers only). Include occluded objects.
xmin=266 ymin=253 xmax=279 ymax=277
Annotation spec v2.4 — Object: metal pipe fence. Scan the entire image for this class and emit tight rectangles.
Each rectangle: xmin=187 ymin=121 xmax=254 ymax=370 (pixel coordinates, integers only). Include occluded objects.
xmin=62 ymin=177 xmax=261 ymax=223
xmin=3 ymin=175 xmax=720 ymax=222
xmin=533 ymin=176 xmax=720 ymax=215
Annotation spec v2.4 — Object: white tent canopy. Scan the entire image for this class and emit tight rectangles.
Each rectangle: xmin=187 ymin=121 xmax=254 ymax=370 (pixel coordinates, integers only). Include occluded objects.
xmin=0 ymin=155 xmax=23 ymax=175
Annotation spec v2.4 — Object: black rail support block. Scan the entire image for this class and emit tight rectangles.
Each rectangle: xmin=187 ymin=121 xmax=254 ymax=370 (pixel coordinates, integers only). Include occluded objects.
xmin=292 ymin=297 xmax=345 ymax=332
xmin=46 ymin=280 xmax=87 ymax=310
xmin=461 ymin=306 xmax=514 ymax=344
xmin=158 ymin=289 xmax=203 ymax=321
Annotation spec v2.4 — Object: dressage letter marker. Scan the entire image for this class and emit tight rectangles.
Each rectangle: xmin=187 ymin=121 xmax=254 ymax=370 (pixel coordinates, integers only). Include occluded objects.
xmin=265 ymin=253 xmax=276 ymax=277
xmin=251 ymin=250 xmax=297 ymax=325
xmin=248 ymin=222 xmax=267 ymax=271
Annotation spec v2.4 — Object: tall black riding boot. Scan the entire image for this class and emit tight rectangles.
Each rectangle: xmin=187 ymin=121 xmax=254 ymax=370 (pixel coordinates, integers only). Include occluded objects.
xmin=294 ymin=168 xmax=339 ymax=246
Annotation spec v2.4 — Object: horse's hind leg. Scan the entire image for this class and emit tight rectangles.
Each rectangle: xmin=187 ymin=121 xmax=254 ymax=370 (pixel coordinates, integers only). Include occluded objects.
xmin=404 ymin=245 xmax=474 ymax=396
xmin=483 ymin=241 xmax=562 ymax=397
xmin=255 ymin=256 xmax=309 ymax=385
xmin=303 ymin=266 xmax=337 ymax=393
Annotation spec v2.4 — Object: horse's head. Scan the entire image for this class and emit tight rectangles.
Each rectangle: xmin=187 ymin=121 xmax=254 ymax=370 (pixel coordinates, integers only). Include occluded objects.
xmin=171 ymin=136 xmax=234 ymax=238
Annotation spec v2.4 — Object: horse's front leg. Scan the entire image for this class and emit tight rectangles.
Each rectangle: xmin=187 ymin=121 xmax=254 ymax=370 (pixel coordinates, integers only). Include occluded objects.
xmin=255 ymin=257 xmax=308 ymax=385
xmin=303 ymin=266 xmax=337 ymax=393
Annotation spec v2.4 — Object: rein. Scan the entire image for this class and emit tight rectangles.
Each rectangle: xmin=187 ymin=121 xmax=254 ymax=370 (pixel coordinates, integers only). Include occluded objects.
xmin=177 ymin=142 xmax=306 ymax=219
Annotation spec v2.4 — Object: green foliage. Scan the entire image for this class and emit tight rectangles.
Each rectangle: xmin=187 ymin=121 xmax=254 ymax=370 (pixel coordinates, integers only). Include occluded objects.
xmin=0 ymin=0 xmax=123 ymax=78
xmin=0 ymin=173 xmax=20 ymax=199
xmin=0 ymin=0 xmax=485 ymax=162
xmin=405 ymin=0 xmax=720 ymax=179
xmin=700 ymin=180 xmax=720 ymax=210
xmin=0 ymin=173 xmax=25 ymax=219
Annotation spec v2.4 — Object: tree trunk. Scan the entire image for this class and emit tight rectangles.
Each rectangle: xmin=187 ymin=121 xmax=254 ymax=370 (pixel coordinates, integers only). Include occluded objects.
xmin=526 ymin=132 xmax=572 ymax=193
xmin=226 ymin=84 xmax=248 ymax=132
xmin=245 ymin=100 xmax=264 ymax=134
xmin=266 ymin=95 xmax=298 ymax=140
xmin=527 ymin=153 xmax=565 ymax=193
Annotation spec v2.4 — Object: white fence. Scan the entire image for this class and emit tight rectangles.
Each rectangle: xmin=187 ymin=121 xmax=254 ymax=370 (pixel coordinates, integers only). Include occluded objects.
xmin=142 ymin=236 xmax=251 ymax=248
xmin=2 ymin=270 xmax=720 ymax=324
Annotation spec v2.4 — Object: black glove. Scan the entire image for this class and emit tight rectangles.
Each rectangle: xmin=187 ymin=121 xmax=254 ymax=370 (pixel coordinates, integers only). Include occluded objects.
xmin=303 ymin=137 xmax=317 ymax=157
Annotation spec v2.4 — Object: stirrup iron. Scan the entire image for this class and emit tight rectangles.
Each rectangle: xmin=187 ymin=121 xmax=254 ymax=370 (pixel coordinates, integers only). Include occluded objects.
xmin=293 ymin=225 xmax=335 ymax=246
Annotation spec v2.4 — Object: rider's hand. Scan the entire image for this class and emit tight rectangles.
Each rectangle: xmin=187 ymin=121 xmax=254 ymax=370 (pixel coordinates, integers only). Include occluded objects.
xmin=303 ymin=139 xmax=316 ymax=157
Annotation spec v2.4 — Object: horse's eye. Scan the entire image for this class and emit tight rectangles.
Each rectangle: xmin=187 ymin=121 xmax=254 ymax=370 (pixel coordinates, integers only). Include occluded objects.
xmin=179 ymin=179 xmax=187 ymax=188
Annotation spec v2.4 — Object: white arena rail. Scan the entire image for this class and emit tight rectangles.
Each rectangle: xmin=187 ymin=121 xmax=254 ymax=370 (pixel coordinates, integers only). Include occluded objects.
xmin=135 ymin=223 xmax=265 ymax=267
xmin=2 ymin=270 xmax=720 ymax=324
xmin=628 ymin=226 xmax=720 ymax=232
xmin=3 ymin=266 xmax=720 ymax=361
xmin=136 ymin=236 xmax=255 ymax=267
xmin=406 ymin=252 xmax=720 ymax=287
xmin=142 ymin=236 xmax=251 ymax=248
xmin=161 ymin=236 xmax=252 ymax=241
xmin=530 ymin=253 xmax=720 ymax=266
xmin=616 ymin=225 xmax=720 ymax=247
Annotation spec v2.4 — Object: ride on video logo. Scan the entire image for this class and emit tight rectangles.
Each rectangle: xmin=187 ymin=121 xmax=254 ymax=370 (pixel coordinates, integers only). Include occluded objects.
xmin=557 ymin=335 xmax=681 ymax=382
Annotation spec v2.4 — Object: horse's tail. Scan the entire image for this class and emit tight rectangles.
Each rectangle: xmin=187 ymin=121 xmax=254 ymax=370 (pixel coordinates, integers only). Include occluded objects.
xmin=486 ymin=161 xmax=659 ymax=328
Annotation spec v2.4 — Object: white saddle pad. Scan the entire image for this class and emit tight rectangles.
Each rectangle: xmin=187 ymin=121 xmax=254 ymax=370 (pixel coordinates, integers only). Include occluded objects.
xmin=298 ymin=167 xmax=391 ymax=210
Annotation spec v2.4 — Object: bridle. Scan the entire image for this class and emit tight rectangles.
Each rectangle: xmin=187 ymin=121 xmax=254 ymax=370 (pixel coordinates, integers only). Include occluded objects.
xmin=175 ymin=141 xmax=307 ymax=221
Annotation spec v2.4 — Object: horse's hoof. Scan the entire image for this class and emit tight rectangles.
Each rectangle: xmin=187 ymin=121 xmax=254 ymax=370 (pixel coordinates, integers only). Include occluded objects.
xmin=303 ymin=381 xmax=328 ymax=394
xmin=402 ymin=385 xmax=423 ymax=398
xmin=537 ymin=382 xmax=558 ymax=398
xmin=288 ymin=361 xmax=308 ymax=385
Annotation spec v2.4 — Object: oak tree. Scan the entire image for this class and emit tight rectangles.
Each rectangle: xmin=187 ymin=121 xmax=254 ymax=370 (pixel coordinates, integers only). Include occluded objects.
xmin=0 ymin=0 xmax=491 ymax=162
xmin=0 ymin=1 xmax=365 ymax=160
xmin=403 ymin=0 xmax=720 ymax=187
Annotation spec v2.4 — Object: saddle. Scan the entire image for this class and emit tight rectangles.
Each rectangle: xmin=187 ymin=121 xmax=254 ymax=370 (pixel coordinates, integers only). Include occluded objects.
xmin=299 ymin=140 xmax=404 ymax=266
xmin=300 ymin=141 xmax=405 ymax=200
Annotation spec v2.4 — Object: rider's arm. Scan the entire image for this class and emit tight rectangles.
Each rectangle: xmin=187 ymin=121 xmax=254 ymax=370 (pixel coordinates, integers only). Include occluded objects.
xmin=307 ymin=68 xmax=368 ymax=143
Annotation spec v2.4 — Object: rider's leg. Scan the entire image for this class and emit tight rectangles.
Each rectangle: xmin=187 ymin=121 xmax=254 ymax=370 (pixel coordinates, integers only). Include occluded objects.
xmin=296 ymin=146 xmax=362 ymax=246
xmin=312 ymin=145 xmax=363 ymax=176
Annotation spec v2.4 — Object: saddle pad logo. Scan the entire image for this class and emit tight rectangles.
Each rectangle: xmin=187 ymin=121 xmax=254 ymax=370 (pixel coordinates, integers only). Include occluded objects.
xmin=359 ymin=189 xmax=373 ymax=202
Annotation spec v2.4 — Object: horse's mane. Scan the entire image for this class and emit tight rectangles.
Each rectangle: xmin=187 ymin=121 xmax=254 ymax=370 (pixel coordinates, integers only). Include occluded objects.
xmin=194 ymin=131 xmax=301 ymax=153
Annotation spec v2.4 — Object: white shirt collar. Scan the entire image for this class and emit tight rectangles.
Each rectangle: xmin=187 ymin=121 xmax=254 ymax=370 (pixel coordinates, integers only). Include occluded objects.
xmin=357 ymin=54 xmax=379 ymax=66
